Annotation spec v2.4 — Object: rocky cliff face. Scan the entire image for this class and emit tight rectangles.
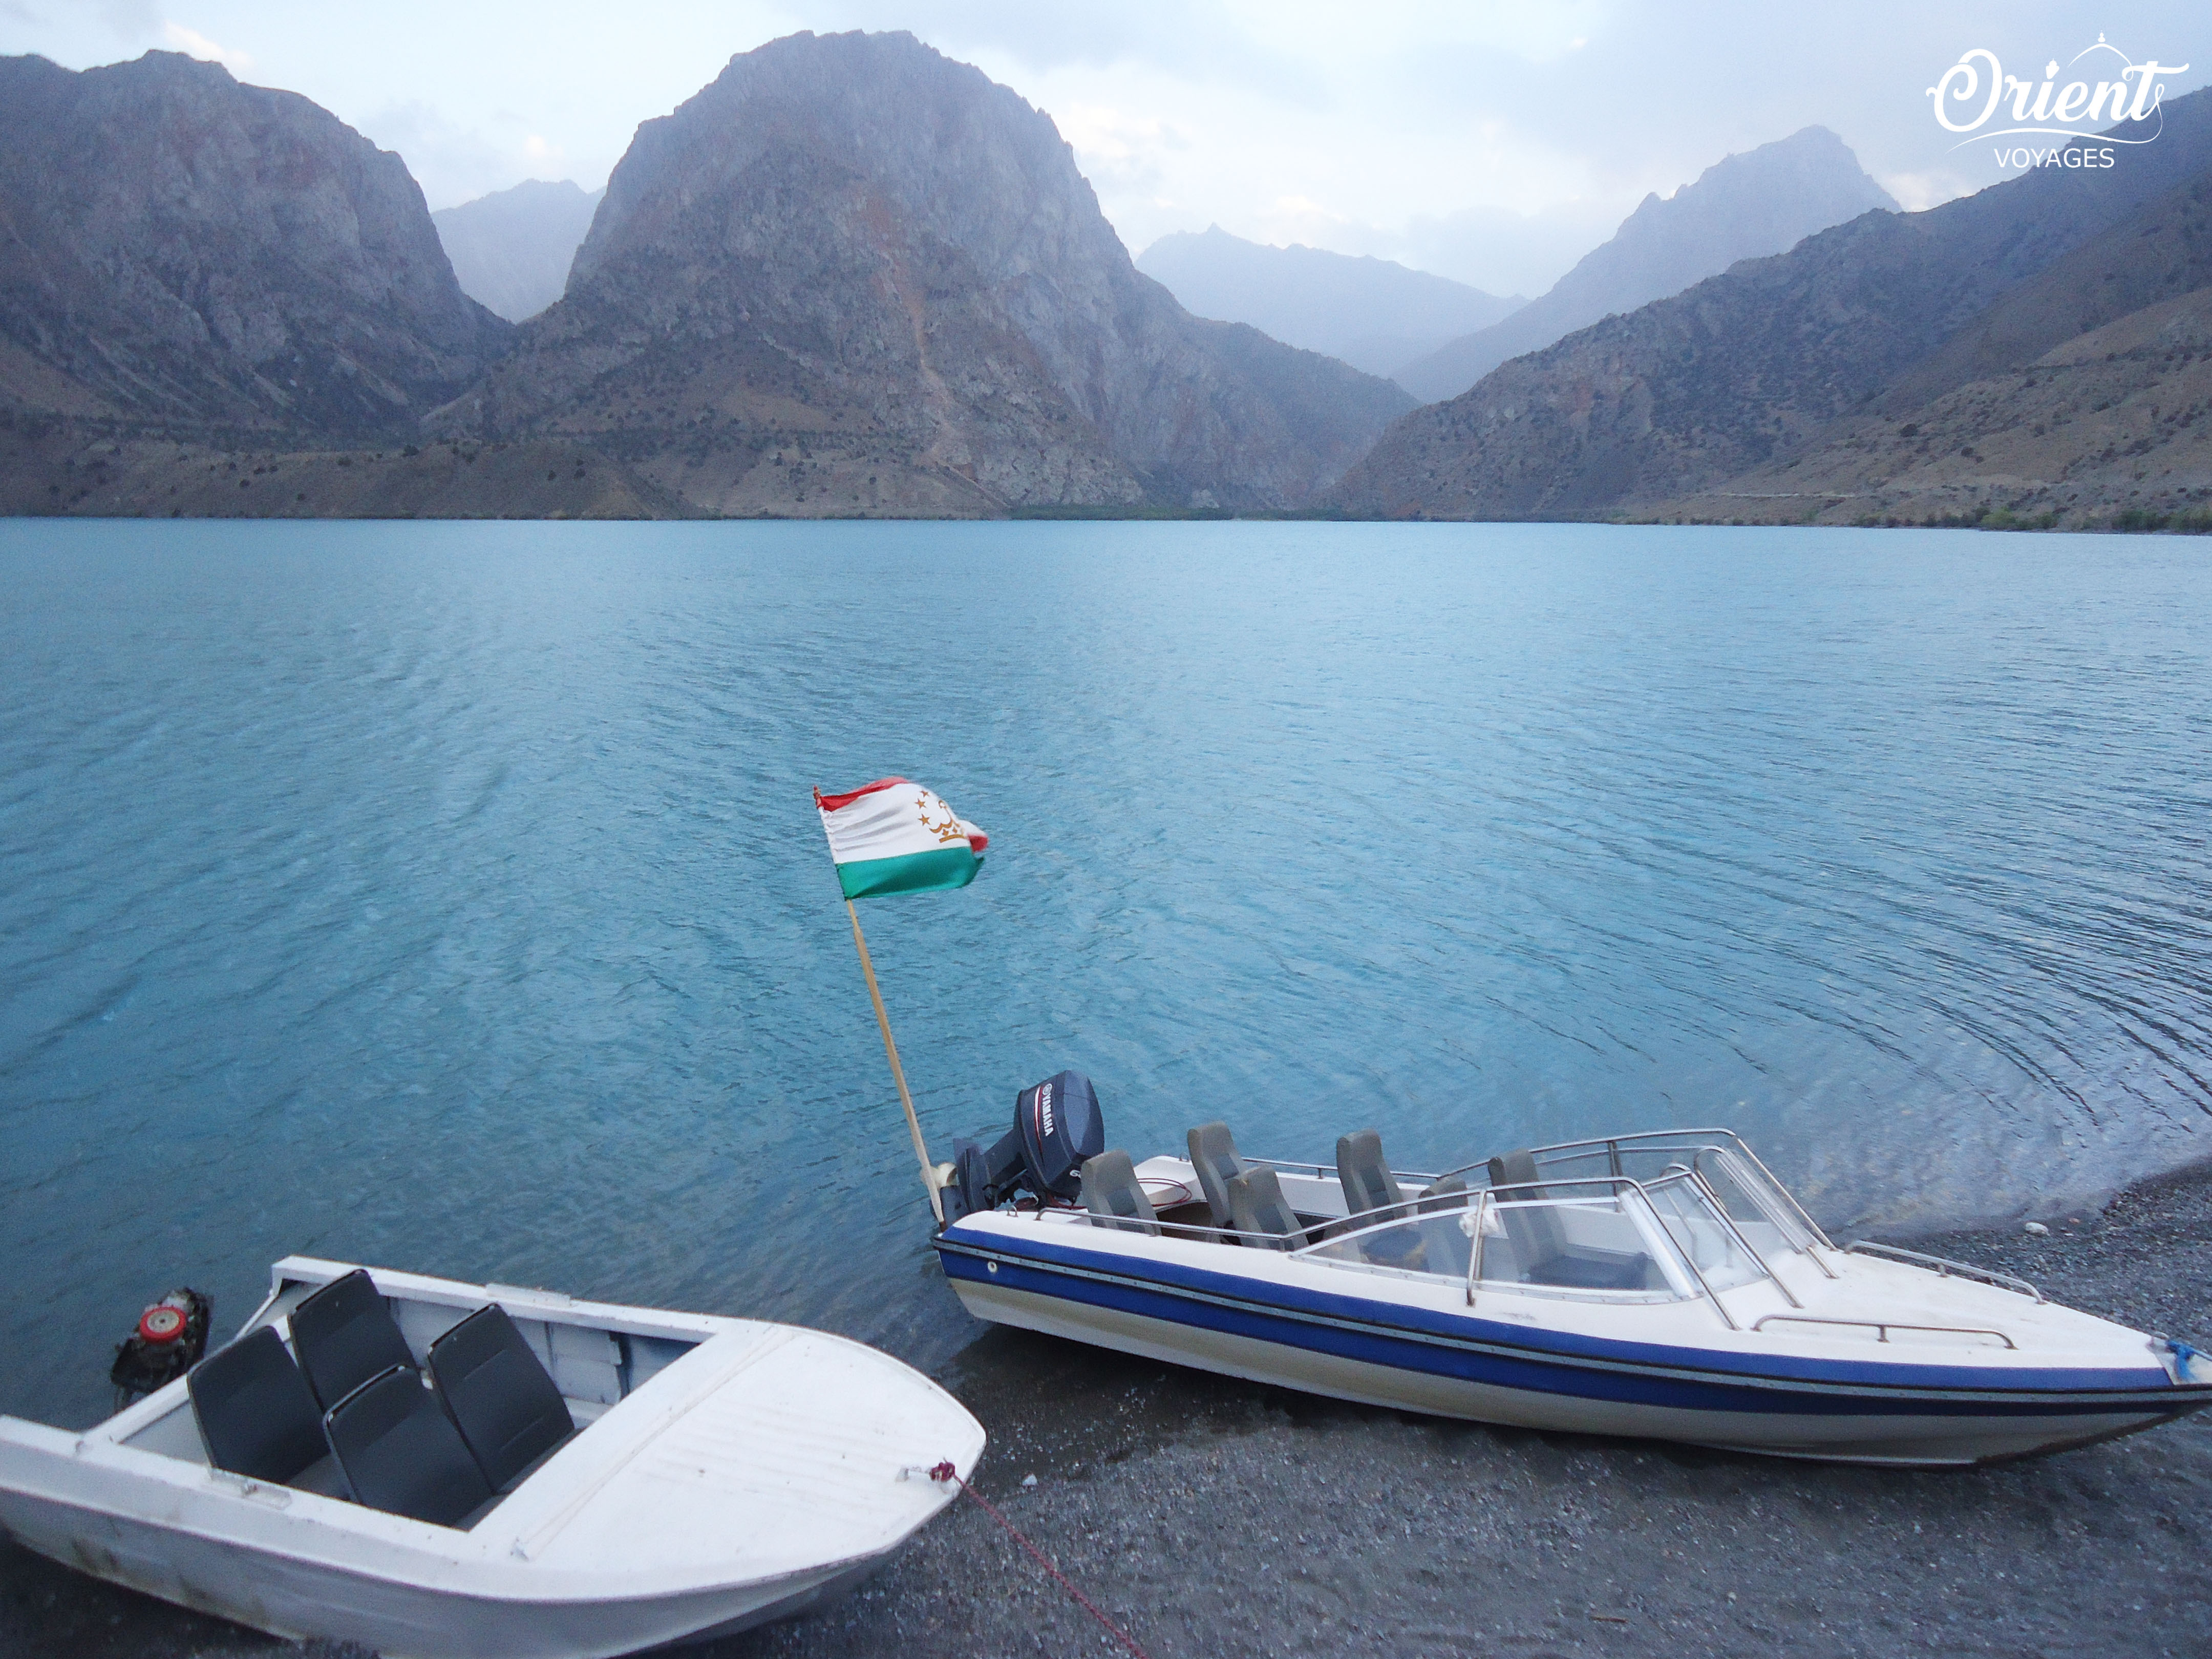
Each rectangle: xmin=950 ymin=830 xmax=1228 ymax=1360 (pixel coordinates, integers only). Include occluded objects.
xmin=1330 ymin=93 xmax=2212 ymax=519
xmin=1650 ymin=171 xmax=2212 ymax=528
xmin=448 ymin=31 xmax=1411 ymax=514
xmin=1392 ymin=128 xmax=1898 ymax=404
xmin=0 ymin=51 xmax=508 ymax=437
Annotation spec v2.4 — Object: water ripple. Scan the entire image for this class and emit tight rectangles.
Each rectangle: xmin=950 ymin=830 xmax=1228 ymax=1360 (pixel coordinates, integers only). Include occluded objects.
xmin=2 ymin=520 xmax=2209 ymax=1426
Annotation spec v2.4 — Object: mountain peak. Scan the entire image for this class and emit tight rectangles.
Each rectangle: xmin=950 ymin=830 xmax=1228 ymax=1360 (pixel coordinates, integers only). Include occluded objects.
xmin=432 ymin=179 xmax=607 ymax=323
xmin=1393 ymin=125 xmax=1897 ymax=402
xmin=457 ymin=29 xmax=1410 ymax=514
xmin=0 ymin=49 xmax=506 ymax=433
xmin=1136 ymin=226 xmax=1520 ymax=378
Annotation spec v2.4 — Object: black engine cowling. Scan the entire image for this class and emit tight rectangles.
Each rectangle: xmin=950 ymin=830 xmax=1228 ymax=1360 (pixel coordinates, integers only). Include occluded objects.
xmin=945 ymin=1069 xmax=1104 ymax=1222
xmin=109 ymin=1287 xmax=211 ymax=1408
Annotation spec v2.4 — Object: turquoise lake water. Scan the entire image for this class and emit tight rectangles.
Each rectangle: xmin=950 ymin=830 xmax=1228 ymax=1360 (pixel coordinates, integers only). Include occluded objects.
xmin=3 ymin=519 xmax=2208 ymax=1426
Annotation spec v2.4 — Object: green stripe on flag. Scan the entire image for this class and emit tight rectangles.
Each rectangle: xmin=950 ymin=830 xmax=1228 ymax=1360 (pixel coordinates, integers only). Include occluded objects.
xmin=837 ymin=846 xmax=983 ymax=900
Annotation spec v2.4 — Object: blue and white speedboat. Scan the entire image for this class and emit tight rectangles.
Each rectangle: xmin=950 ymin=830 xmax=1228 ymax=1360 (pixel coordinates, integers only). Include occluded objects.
xmin=932 ymin=1073 xmax=2212 ymax=1467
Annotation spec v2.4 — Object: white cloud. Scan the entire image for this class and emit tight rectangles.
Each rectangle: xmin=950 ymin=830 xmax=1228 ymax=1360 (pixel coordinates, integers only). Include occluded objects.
xmin=163 ymin=22 xmax=251 ymax=71
xmin=1879 ymin=170 xmax=1979 ymax=214
xmin=5 ymin=2 xmax=2207 ymax=280
xmin=354 ymin=99 xmax=525 ymax=207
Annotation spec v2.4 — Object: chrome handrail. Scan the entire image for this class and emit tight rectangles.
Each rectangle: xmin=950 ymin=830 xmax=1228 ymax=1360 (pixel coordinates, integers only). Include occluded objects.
xmin=1843 ymin=1240 xmax=2043 ymax=1303
xmin=1464 ymin=1190 xmax=1493 ymax=1307
xmin=1752 ymin=1312 xmax=2016 ymax=1350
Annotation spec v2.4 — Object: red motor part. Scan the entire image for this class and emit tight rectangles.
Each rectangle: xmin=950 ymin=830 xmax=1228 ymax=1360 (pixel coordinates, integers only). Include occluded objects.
xmin=110 ymin=1287 xmax=212 ymax=1407
xmin=138 ymin=1304 xmax=187 ymax=1344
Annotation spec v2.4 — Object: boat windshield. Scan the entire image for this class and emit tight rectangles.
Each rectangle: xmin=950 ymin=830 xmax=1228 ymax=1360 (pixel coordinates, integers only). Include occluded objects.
xmin=1512 ymin=1132 xmax=1828 ymax=1263
xmin=1295 ymin=1147 xmax=1811 ymax=1307
xmin=1298 ymin=1185 xmax=1693 ymax=1302
xmin=1638 ymin=1173 xmax=1766 ymax=1293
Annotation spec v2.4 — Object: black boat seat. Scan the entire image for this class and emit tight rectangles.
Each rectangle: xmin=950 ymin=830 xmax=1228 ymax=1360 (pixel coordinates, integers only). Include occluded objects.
xmin=428 ymin=1304 xmax=576 ymax=1492
xmin=1080 ymin=1150 xmax=1159 ymax=1237
xmin=1336 ymin=1129 xmax=1407 ymax=1222
xmin=323 ymin=1364 xmax=494 ymax=1527
xmin=289 ymin=1268 xmax=418 ymax=1412
xmin=1224 ymin=1167 xmax=1302 ymax=1250
xmin=1186 ymin=1121 xmax=1246 ymax=1229
xmin=1487 ymin=1148 xmax=1655 ymax=1291
xmin=187 ymin=1325 xmax=339 ymax=1490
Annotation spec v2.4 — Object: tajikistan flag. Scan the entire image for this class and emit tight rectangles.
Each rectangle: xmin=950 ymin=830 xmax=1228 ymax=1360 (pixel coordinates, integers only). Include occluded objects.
xmin=815 ymin=778 xmax=989 ymax=900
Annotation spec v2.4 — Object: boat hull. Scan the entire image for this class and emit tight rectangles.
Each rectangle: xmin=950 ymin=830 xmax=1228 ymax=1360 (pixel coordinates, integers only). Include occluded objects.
xmin=0 ymin=1459 xmax=899 ymax=1659
xmin=938 ymin=1234 xmax=2208 ymax=1467
xmin=0 ymin=1258 xmax=985 ymax=1659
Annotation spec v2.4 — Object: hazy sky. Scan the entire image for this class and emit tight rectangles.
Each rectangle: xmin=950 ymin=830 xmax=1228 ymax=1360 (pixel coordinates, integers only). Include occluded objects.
xmin=4 ymin=2 xmax=2204 ymax=295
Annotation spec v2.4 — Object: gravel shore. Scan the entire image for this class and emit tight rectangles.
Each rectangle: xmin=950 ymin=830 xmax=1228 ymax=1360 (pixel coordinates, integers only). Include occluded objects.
xmin=7 ymin=1164 xmax=2210 ymax=1659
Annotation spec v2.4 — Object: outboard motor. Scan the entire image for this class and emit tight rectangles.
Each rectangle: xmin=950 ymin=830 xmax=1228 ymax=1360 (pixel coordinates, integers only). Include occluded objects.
xmin=109 ymin=1287 xmax=211 ymax=1409
xmin=945 ymin=1070 xmax=1104 ymax=1223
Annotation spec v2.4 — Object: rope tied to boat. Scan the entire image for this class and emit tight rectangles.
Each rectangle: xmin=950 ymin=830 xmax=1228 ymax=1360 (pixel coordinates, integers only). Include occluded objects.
xmin=927 ymin=1460 xmax=1155 ymax=1659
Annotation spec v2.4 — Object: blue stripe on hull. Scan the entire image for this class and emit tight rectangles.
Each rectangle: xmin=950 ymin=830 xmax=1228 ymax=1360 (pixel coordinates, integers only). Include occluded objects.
xmin=935 ymin=1232 xmax=2203 ymax=1423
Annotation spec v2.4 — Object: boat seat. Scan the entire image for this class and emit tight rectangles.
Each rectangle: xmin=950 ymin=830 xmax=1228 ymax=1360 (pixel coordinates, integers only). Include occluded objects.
xmin=1224 ymin=1167 xmax=1302 ymax=1250
xmin=1185 ymin=1121 xmax=1246 ymax=1229
xmin=1487 ymin=1148 xmax=1654 ymax=1291
xmin=187 ymin=1325 xmax=341 ymax=1490
xmin=1080 ymin=1150 xmax=1159 ymax=1236
xmin=1336 ymin=1129 xmax=1407 ymax=1222
xmin=428 ymin=1304 xmax=577 ymax=1492
xmin=323 ymin=1364 xmax=494 ymax=1527
xmin=289 ymin=1268 xmax=418 ymax=1412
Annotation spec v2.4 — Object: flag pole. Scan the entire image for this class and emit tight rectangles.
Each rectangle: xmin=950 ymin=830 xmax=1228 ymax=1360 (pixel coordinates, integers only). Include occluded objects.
xmin=846 ymin=898 xmax=946 ymax=1225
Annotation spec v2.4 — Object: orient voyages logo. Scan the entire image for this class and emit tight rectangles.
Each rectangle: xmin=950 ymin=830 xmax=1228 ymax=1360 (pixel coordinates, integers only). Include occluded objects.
xmin=1927 ymin=35 xmax=2190 ymax=171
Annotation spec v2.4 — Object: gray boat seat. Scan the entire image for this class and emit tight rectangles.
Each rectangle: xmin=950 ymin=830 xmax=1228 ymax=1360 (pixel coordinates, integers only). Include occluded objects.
xmin=323 ymin=1364 xmax=494 ymax=1527
xmin=1224 ymin=1166 xmax=1302 ymax=1250
xmin=428 ymin=1304 xmax=576 ymax=1492
xmin=1186 ymin=1121 xmax=1246 ymax=1228
xmin=188 ymin=1325 xmax=341 ymax=1491
xmin=289 ymin=1268 xmax=418 ymax=1412
xmin=1336 ymin=1129 xmax=1408 ymax=1222
xmin=1487 ymin=1147 xmax=1654 ymax=1291
xmin=1080 ymin=1150 xmax=1159 ymax=1236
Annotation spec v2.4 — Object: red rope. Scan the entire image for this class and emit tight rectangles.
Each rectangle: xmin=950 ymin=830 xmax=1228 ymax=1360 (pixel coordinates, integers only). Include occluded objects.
xmin=928 ymin=1461 xmax=1155 ymax=1659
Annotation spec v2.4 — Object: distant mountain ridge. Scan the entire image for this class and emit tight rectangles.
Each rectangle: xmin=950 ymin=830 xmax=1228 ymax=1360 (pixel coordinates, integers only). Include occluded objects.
xmin=434 ymin=179 xmax=605 ymax=323
xmin=453 ymin=30 xmax=1414 ymax=515
xmin=1135 ymin=227 xmax=1521 ymax=379
xmin=1393 ymin=127 xmax=1897 ymax=404
xmin=0 ymin=51 xmax=507 ymax=437
xmin=1654 ymin=165 xmax=2212 ymax=527
xmin=1328 ymin=92 xmax=2212 ymax=523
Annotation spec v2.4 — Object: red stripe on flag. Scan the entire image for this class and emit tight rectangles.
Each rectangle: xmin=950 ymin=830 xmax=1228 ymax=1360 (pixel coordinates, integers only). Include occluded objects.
xmin=814 ymin=777 xmax=909 ymax=813
xmin=967 ymin=831 xmax=989 ymax=853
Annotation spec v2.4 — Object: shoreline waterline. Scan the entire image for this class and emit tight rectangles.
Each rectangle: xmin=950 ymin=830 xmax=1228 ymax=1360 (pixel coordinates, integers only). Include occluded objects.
xmin=5 ymin=1157 xmax=2207 ymax=1657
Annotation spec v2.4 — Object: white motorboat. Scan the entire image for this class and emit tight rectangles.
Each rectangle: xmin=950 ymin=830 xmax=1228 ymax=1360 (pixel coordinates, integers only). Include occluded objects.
xmin=932 ymin=1074 xmax=2212 ymax=1466
xmin=0 ymin=1257 xmax=984 ymax=1658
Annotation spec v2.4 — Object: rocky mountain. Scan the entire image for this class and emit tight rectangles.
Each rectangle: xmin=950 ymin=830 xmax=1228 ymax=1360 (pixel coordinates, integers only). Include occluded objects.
xmin=1329 ymin=93 xmax=2212 ymax=521
xmin=446 ymin=31 xmax=1414 ymax=515
xmin=0 ymin=51 xmax=509 ymax=438
xmin=1392 ymin=129 xmax=1898 ymax=405
xmin=1654 ymin=169 xmax=2212 ymax=528
xmin=1135 ymin=226 xmax=1521 ymax=380
xmin=433 ymin=179 xmax=605 ymax=323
